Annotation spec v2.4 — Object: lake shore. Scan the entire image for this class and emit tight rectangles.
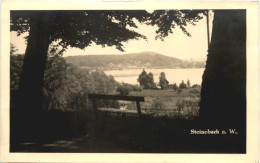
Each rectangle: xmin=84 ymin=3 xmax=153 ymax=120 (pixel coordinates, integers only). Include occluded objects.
xmin=104 ymin=68 xmax=205 ymax=85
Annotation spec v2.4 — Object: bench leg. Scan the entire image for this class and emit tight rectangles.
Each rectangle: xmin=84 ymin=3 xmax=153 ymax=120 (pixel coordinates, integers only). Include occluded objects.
xmin=91 ymin=98 xmax=97 ymax=110
xmin=136 ymin=101 xmax=142 ymax=118
xmin=91 ymin=98 xmax=99 ymax=121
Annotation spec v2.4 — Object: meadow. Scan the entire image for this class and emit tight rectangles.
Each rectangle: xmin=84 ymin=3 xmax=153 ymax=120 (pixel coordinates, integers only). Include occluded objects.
xmin=119 ymin=87 xmax=201 ymax=119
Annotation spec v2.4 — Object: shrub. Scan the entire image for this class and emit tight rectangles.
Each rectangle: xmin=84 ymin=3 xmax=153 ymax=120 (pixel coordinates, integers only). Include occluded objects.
xmin=176 ymin=99 xmax=200 ymax=118
xmin=177 ymin=88 xmax=182 ymax=93
xmin=191 ymin=84 xmax=201 ymax=88
xmin=152 ymin=98 xmax=166 ymax=110
xmin=176 ymin=99 xmax=183 ymax=111
xmin=116 ymin=84 xmax=132 ymax=95
xmin=116 ymin=83 xmax=143 ymax=95
xmin=125 ymin=102 xmax=137 ymax=110
xmin=97 ymin=99 xmax=120 ymax=109
xmin=189 ymin=88 xmax=200 ymax=94
xmin=179 ymin=80 xmax=186 ymax=89
xmin=172 ymin=83 xmax=178 ymax=92
xmin=182 ymin=100 xmax=200 ymax=117
xmin=132 ymin=84 xmax=143 ymax=92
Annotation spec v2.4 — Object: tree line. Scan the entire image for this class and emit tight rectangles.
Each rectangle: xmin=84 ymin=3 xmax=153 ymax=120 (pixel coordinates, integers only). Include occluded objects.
xmin=11 ymin=45 xmax=119 ymax=111
xmin=65 ymin=53 xmax=205 ymax=70
xmin=137 ymin=68 xmax=196 ymax=91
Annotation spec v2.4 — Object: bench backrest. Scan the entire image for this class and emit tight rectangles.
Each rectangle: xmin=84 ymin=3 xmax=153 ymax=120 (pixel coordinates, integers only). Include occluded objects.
xmin=88 ymin=94 xmax=145 ymax=102
xmin=88 ymin=94 xmax=145 ymax=117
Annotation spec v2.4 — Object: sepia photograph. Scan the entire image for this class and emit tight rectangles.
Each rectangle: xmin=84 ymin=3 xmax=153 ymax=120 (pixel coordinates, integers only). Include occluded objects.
xmin=1 ymin=1 xmax=259 ymax=162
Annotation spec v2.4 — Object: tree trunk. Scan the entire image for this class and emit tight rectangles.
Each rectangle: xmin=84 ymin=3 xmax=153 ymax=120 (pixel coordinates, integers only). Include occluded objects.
xmin=199 ymin=10 xmax=246 ymax=130
xmin=17 ymin=12 xmax=51 ymax=111
xmin=11 ymin=12 xmax=51 ymax=144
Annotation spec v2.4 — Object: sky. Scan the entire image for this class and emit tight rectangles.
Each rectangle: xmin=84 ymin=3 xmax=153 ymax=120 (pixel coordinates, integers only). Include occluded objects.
xmin=11 ymin=12 xmax=213 ymax=60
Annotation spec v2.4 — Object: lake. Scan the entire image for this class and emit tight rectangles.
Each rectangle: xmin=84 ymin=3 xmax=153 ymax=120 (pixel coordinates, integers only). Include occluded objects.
xmin=105 ymin=68 xmax=205 ymax=85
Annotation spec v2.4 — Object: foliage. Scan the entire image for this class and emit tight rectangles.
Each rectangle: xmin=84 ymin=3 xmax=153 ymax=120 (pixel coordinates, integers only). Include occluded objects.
xmin=10 ymin=43 xmax=18 ymax=55
xmin=186 ymin=79 xmax=191 ymax=88
xmin=137 ymin=69 xmax=156 ymax=89
xmin=151 ymin=97 xmax=166 ymax=110
xmin=132 ymin=85 xmax=143 ymax=92
xmin=116 ymin=83 xmax=132 ymax=95
xmin=176 ymin=99 xmax=183 ymax=111
xmin=11 ymin=11 xmax=152 ymax=51
xmin=189 ymin=88 xmax=200 ymax=94
xmin=137 ymin=69 xmax=147 ymax=88
xmin=172 ymin=83 xmax=179 ymax=92
xmin=11 ymin=10 xmax=206 ymax=50
xmin=10 ymin=55 xmax=24 ymax=90
xmin=159 ymin=72 xmax=169 ymax=89
xmin=177 ymin=88 xmax=182 ymax=93
xmin=191 ymin=84 xmax=201 ymax=88
xmin=147 ymin=10 xmax=206 ymax=40
xmin=179 ymin=80 xmax=186 ymax=89
xmin=176 ymin=99 xmax=200 ymax=117
xmin=116 ymin=83 xmax=143 ymax=95
xmin=10 ymin=44 xmax=22 ymax=91
xmin=10 ymin=55 xmax=118 ymax=111
xmin=96 ymin=100 xmax=120 ymax=109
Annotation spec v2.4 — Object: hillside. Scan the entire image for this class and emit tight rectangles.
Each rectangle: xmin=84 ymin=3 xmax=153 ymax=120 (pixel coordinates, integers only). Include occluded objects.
xmin=65 ymin=51 xmax=205 ymax=70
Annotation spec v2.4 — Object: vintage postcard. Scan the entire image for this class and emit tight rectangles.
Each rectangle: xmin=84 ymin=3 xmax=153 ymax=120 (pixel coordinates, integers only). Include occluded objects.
xmin=1 ymin=0 xmax=259 ymax=162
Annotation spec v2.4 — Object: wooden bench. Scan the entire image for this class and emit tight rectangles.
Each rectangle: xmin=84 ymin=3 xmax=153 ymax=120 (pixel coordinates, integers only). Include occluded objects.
xmin=88 ymin=94 xmax=146 ymax=117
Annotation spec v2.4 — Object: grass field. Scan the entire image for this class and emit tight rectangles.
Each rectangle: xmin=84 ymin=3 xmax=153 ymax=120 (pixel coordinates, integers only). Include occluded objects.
xmin=126 ymin=87 xmax=201 ymax=118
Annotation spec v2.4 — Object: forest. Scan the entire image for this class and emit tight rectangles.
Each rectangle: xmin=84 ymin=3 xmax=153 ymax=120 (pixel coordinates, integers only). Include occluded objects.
xmin=11 ymin=50 xmax=118 ymax=111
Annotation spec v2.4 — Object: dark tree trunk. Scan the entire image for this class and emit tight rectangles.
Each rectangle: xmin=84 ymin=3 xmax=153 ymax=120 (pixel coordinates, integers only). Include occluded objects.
xmin=199 ymin=10 xmax=246 ymax=130
xmin=11 ymin=12 xmax=51 ymax=145
xmin=17 ymin=12 xmax=51 ymax=111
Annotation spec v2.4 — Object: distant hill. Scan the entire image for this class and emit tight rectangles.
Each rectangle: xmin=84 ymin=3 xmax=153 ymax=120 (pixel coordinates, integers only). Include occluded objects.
xmin=65 ymin=51 xmax=205 ymax=70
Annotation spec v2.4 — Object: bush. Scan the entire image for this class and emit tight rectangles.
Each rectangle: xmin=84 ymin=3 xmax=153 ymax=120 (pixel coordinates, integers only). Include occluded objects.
xmin=176 ymin=99 xmax=183 ymax=111
xmin=152 ymin=98 xmax=166 ymax=110
xmin=116 ymin=84 xmax=132 ymax=95
xmin=189 ymin=88 xmax=200 ymax=94
xmin=179 ymin=80 xmax=186 ymax=89
xmin=177 ymin=88 xmax=182 ymax=93
xmin=176 ymin=99 xmax=200 ymax=118
xmin=97 ymin=99 xmax=120 ymax=109
xmin=191 ymin=84 xmax=201 ymax=88
xmin=116 ymin=83 xmax=143 ymax=95
xmin=172 ymin=83 xmax=178 ymax=92
xmin=132 ymin=84 xmax=143 ymax=92
xmin=125 ymin=102 xmax=137 ymax=110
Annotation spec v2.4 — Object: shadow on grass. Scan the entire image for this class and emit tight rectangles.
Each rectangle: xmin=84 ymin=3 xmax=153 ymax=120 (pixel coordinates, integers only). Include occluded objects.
xmin=10 ymin=109 xmax=245 ymax=153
